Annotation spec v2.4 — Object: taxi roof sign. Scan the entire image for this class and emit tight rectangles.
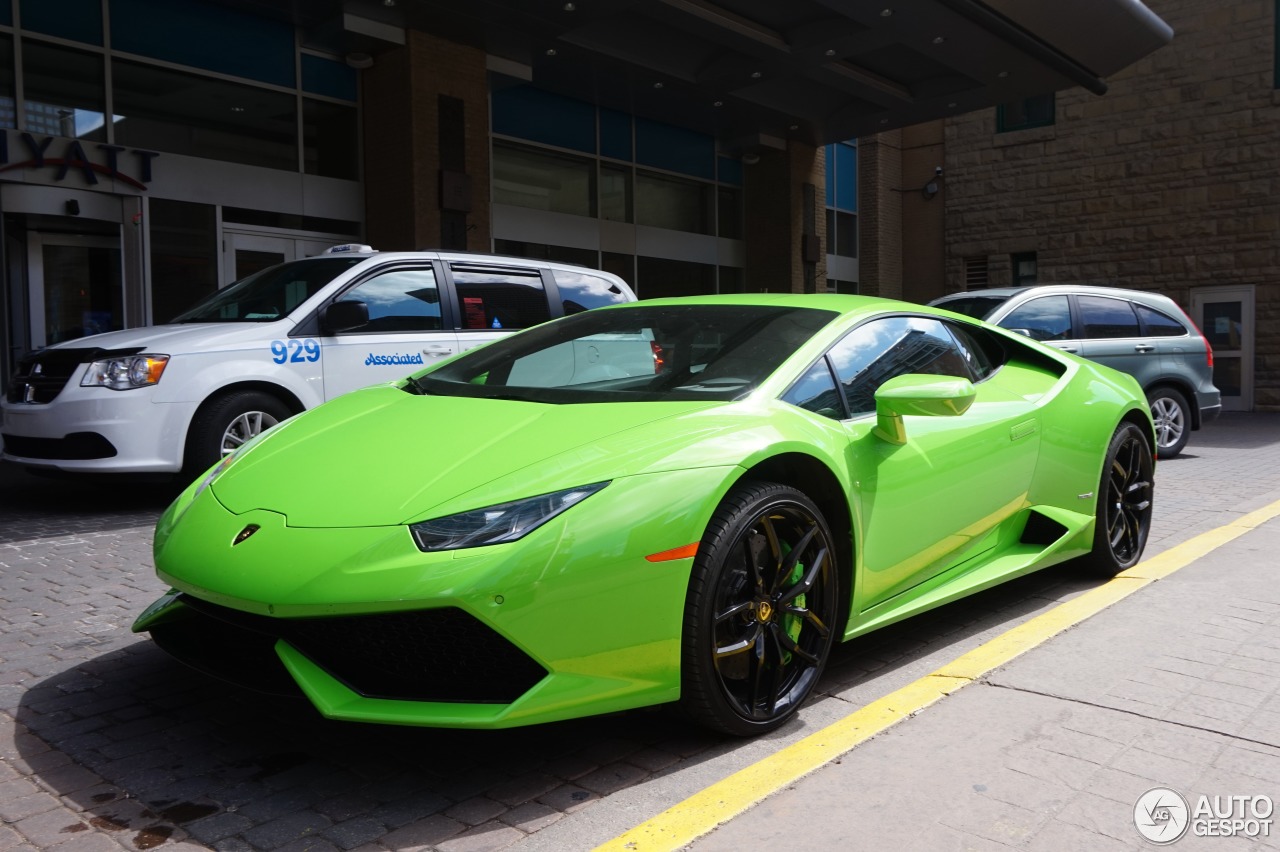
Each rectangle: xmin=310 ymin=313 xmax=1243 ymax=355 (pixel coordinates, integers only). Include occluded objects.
xmin=324 ymin=244 xmax=376 ymax=254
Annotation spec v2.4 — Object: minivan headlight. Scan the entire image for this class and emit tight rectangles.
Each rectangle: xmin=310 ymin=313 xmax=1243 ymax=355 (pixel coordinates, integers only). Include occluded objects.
xmin=410 ymin=482 xmax=609 ymax=552
xmin=81 ymin=354 xmax=169 ymax=390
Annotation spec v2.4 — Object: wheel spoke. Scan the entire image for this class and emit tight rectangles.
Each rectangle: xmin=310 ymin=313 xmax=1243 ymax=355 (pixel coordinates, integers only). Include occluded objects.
xmin=715 ymin=622 xmax=761 ymax=658
xmin=775 ymin=623 xmax=821 ymax=666
xmin=772 ymin=526 xmax=819 ymax=595
xmin=741 ymin=536 xmax=764 ymax=592
xmin=748 ymin=627 xmax=769 ymax=712
xmin=759 ymin=515 xmax=782 ymax=565
xmin=714 ymin=599 xmax=754 ymax=626
xmin=778 ymin=544 xmax=828 ymax=606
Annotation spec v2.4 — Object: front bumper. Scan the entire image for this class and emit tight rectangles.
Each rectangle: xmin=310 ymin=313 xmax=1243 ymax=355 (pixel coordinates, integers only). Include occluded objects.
xmin=135 ymin=465 xmax=737 ymax=728
xmin=1 ymin=384 xmax=191 ymax=473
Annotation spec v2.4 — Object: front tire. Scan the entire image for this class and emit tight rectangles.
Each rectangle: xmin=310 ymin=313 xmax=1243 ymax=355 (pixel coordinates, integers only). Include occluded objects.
xmin=1147 ymin=387 xmax=1190 ymax=458
xmin=183 ymin=390 xmax=291 ymax=479
xmin=1078 ymin=422 xmax=1153 ymax=576
xmin=681 ymin=482 xmax=839 ymax=736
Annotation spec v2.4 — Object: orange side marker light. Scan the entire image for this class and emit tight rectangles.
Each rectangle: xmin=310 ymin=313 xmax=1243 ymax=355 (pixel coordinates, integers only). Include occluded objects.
xmin=645 ymin=542 xmax=699 ymax=562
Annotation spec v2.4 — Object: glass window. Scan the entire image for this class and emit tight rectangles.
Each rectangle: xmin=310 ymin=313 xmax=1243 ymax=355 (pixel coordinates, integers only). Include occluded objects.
xmin=493 ymin=239 xmax=598 ymax=268
xmin=997 ymin=94 xmax=1055 ymax=132
xmin=553 ymin=270 xmax=629 ymax=315
xmin=828 ymin=317 xmax=969 ymax=417
xmin=150 ymin=199 xmax=217 ymax=323
xmin=718 ymin=266 xmax=743 ymax=294
xmin=303 ymin=98 xmax=358 ymax=180
xmin=635 ymin=170 xmax=713 ymax=234
xmin=452 ymin=266 xmax=551 ymax=330
xmin=301 ymin=54 xmax=357 ymax=101
xmin=172 ymin=258 xmax=362 ymax=323
xmin=636 ymin=256 xmax=714 ymax=299
xmin=827 ymin=210 xmax=857 ymax=258
xmin=0 ymin=35 xmax=14 ymax=130
xmin=22 ymin=41 xmax=105 ymax=141
xmin=999 ymin=296 xmax=1073 ymax=342
xmin=1201 ymin=301 xmax=1242 ymax=349
xmin=783 ymin=358 xmax=843 ymax=420
xmin=602 ymin=252 xmax=634 ymax=288
xmin=21 ymin=0 xmax=102 ymax=44
xmin=1011 ymin=251 xmax=1038 ymax=284
xmin=945 ymin=322 xmax=999 ymax=382
xmin=113 ymin=59 xmax=297 ymax=171
xmin=601 ymin=164 xmax=632 ymax=223
xmin=1078 ymin=295 xmax=1140 ymax=339
xmin=718 ymin=186 xmax=742 ymax=239
xmin=492 ymin=143 xmax=595 ymax=217
xmin=1135 ymin=304 xmax=1187 ymax=337
xmin=339 ymin=269 xmax=441 ymax=332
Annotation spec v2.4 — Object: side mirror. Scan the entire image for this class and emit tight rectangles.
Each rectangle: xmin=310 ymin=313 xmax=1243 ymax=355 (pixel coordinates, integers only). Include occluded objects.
xmin=873 ymin=374 xmax=976 ymax=445
xmin=322 ymin=300 xmax=369 ymax=334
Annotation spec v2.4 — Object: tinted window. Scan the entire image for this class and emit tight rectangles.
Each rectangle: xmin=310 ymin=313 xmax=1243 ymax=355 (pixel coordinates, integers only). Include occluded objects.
xmin=946 ymin=322 xmax=999 ymax=381
xmin=782 ymin=359 xmax=843 ymax=420
xmin=999 ymin=295 xmax=1072 ymax=341
xmin=452 ymin=267 xmax=551 ymax=330
xmin=1135 ymin=304 xmax=1187 ymax=337
xmin=339 ymin=268 xmax=440 ymax=333
xmin=828 ymin=317 xmax=970 ymax=417
xmin=1078 ymin=295 xmax=1139 ymax=339
xmin=933 ymin=295 xmax=1009 ymax=320
xmin=553 ymin=270 xmax=629 ymax=315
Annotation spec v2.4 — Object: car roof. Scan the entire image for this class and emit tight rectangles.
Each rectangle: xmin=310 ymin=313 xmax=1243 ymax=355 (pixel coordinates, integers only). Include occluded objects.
xmin=942 ymin=284 xmax=1175 ymax=302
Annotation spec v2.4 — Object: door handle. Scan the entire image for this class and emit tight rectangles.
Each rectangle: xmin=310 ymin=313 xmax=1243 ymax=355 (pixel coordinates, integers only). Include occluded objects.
xmin=1134 ymin=344 xmax=1156 ymax=353
xmin=1056 ymin=345 xmax=1080 ymax=353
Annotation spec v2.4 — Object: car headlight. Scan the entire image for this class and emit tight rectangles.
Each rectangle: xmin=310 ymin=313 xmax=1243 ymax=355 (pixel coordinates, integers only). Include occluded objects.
xmin=410 ymin=482 xmax=609 ymax=552
xmin=80 ymin=354 xmax=169 ymax=390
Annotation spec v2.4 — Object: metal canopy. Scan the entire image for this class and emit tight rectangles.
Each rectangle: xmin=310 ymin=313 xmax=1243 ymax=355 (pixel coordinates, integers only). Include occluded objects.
xmin=223 ymin=0 xmax=1172 ymax=151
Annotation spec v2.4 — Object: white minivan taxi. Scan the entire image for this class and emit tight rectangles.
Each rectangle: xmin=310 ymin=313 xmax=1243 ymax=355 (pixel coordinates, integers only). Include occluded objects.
xmin=1 ymin=246 xmax=636 ymax=477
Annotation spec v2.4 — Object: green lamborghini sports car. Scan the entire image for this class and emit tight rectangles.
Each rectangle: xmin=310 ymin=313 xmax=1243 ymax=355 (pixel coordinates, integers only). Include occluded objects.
xmin=134 ymin=294 xmax=1155 ymax=736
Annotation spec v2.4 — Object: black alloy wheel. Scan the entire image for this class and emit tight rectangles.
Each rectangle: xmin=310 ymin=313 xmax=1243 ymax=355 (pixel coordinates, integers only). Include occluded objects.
xmin=681 ymin=482 xmax=839 ymax=736
xmin=1080 ymin=422 xmax=1154 ymax=576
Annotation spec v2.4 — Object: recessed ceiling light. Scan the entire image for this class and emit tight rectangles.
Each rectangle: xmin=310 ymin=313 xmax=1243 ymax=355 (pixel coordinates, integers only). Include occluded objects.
xmin=563 ymin=2 xmax=576 ymax=10
xmin=997 ymin=70 xmax=1009 ymax=78
xmin=825 ymin=49 xmax=836 ymax=57
xmin=879 ymin=118 xmax=889 ymax=124
xmin=947 ymin=102 xmax=957 ymax=108
xmin=546 ymin=48 xmax=557 ymax=56
xmin=880 ymin=8 xmax=893 ymax=16
xmin=230 ymin=106 xmax=245 ymax=113
xmin=653 ymin=82 xmax=664 ymax=89
xmin=789 ymin=124 xmax=798 ymax=130
xmin=383 ymin=0 xmax=395 ymax=6
xmin=713 ymin=100 xmax=724 ymax=107
xmin=750 ymin=71 xmax=762 ymax=79
xmin=932 ymin=36 xmax=946 ymax=44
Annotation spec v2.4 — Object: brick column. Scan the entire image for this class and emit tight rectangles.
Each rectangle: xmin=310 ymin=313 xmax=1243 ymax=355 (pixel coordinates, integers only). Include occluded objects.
xmin=857 ymin=130 xmax=903 ymax=299
xmin=744 ymin=141 xmax=822 ymax=293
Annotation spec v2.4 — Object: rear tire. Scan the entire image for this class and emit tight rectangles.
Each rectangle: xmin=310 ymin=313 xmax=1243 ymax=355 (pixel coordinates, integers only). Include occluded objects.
xmin=1078 ymin=422 xmax=1153 ymax=576
xmin=1147 ymin=387 xmax=1190 ymax=458
xmin=183 ymin=391 xmax=291 ymax=480
xmin=680 ymin=482 xmax=838 ymax=736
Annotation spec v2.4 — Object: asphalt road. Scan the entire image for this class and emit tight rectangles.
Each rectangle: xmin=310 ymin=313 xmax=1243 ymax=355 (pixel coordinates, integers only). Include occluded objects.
xmin=0 ymin=412 xmax=1276 ymax=851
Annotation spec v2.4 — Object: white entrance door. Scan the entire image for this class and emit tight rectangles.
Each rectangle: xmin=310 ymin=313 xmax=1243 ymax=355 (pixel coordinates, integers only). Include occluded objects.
xmin=1191 ymin=285 xmax=1254 ymax=412
xmin=27 ymin=233 xmax=124 ymax=348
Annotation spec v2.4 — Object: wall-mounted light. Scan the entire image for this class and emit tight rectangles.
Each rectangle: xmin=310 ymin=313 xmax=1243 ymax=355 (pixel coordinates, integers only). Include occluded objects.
xmin=921 ymin=166 xmax=943 ymax=200
xmin=65 ymin=199 xmax=80 ymax=216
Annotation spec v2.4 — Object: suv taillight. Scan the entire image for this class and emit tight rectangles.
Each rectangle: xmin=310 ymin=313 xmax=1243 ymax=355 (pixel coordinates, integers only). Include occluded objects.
xmin=1178 ymin=308 xmax=1213 ymax=368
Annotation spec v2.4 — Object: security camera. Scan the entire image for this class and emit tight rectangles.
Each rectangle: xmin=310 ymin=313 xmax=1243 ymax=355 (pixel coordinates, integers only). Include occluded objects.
xmin=934 ymin=166 xmax=943 ymax=177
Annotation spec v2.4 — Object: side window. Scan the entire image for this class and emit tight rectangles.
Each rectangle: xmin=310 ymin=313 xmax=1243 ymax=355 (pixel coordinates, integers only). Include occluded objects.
xmin=782 ymin=359 xmax=844 ymax=420
xmin=828 ymin=316 xmax=970 ymax=417
xmin=553 ymin=270 xmax=629 ymax=315
xmin=338 ymin=268 xmax=441 ymax=333
xmin=945 ymin=321 xmax=1001 ymax=382
xmin=1135 ymin=303 xmax=1187 ymax=337
xmin=998 ymin=295 xmax=1073 ymax=342
xmin=1078 ymin=295 xmax=1140 ymax=339
xmin=452 ymin=266 xmax=552 ymax=330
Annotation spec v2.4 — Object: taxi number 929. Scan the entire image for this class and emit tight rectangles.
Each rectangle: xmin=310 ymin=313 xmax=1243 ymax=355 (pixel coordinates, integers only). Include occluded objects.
xmin=271 ymin=339 xmax=321 ymax=364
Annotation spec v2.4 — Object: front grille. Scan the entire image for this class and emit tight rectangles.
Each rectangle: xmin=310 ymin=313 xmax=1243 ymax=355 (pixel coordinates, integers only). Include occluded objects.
xmin=6 ymin=346 xmax=143 ymax=404
xmin=173 ymin=595 xmax=548 ymax=704
xmin=1 ymin=432 xmax=117 ymax=460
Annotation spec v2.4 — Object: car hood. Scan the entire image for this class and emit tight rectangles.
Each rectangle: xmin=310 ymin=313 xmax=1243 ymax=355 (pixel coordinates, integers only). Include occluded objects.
xmin=40 ymin=322 xmax=291 ymax=355
xmin=211 ymin=385 xmax=728 ymax=527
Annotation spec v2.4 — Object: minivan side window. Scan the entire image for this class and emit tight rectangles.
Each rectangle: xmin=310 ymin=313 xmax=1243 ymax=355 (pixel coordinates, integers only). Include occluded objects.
xmin=827 ymin=316 xmax=970 ymax=417
xmin=1078 ymin=295 xmax=1140 ymax=339
xmin=553 ymin=270 xmax=629 ymax=315
xmin=452 ymin=266 xmax=552 ymax=330
xmin=1135 ymin=304 xmax=1187 ymax=337
xmin=999 ymin=295 xmax=1072 ymax=342
xmin=337 ymin=268 xmax=442 ymax=333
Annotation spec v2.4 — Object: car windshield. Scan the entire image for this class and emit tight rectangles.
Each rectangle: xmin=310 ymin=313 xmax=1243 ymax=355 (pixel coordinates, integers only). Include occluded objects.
xmin=170 ymin=257 xmax=365 ymax=323
xmin=413 ymin=303 xmax=837 ymax=403
xmin=932 ymin=295 xmax=1010 ymax=320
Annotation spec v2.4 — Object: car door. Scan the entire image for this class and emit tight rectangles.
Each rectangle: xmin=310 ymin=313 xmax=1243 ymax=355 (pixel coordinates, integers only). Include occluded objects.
xmin=992 ymin=294 xmax=1080 ymax=353
xmin=319 ymin=264 xmax=459 ymax=399
xmin=829 ymin=316 xmax=1041 ymax=610
xmin=1074 ymin=294 xmax=1160 ymax=386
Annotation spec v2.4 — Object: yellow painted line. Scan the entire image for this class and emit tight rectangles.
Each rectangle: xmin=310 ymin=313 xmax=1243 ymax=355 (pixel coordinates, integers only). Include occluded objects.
xmin=597 ymin=497 xmax=1280 ymax=852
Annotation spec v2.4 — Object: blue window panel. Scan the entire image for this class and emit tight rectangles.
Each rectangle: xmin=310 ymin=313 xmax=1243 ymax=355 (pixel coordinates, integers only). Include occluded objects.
xmin=302 ymin=54 xmax=357 ymax=102
xmin=635 ymin=119 xmax=714 ymax=180
xmin=110 ymin=0 xmax=294 ymax=88
xmin=829 ymin=140 xmax=860 ymax=211
xmin=599 ymin=108 xmax=631 ymax=161
xmin=0 ymin=1 xmax=10 ymax=26
xmin=492 ymin=86 xmax=595 ymax=153
xmin=824 ymin=144 xmax=835 ymax=201
xmin=22 ymin=0 xmax=102 ymax=44
xmin=717 ymin=156 xmax=742 ymax=187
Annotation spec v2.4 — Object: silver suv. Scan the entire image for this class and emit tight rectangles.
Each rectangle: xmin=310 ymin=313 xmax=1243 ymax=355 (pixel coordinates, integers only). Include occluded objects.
xmin=930 ymin=285 xmax=1220 ymax=458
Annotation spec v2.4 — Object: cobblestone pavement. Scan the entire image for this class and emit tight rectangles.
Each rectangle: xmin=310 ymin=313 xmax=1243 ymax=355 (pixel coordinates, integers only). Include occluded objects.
xmin=0 ymin=413 xmax=1276 ymax=852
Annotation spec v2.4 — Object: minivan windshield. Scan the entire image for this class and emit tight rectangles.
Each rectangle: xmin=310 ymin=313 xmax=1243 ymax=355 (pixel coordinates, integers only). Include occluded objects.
xmin=171 ymin=257 xmax=364 ymax=323
xmin=413 ymin=303 xmax=836 ymax=404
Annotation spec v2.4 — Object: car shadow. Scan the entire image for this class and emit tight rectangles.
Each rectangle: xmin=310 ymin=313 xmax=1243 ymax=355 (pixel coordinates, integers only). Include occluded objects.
xmin=13 ymin=559 xmax=1104 ymax=849
xmin=0 ymin=463 xmax=180 ymax=544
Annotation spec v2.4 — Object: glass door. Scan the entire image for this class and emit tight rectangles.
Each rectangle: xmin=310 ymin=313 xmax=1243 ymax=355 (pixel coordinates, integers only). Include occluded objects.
xmin=27 ymin=233 xmax=123 ymax=348
xmin=1191 ymin=285 xmax=1253 ymax=412
xmin=223 ymin=232 xmax=337 ymax=284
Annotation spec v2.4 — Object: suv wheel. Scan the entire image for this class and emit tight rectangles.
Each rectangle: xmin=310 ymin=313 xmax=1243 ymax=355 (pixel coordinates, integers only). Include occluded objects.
xmin=1147 ymin=387 xmax=1190 ymax=458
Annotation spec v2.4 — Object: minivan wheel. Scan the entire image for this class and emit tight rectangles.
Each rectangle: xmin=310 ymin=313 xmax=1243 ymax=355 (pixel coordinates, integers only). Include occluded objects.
xmin=183 ymin=390 xmax=291 ymax=480
xmin=1146 ymin=387 xmax=1190 ymax=458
